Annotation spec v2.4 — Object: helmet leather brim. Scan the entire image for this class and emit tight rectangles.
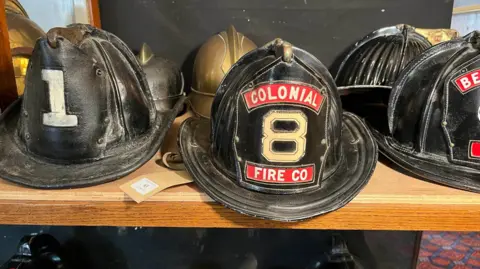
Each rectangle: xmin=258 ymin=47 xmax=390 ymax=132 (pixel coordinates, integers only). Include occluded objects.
xmin=0 ymin=95 xmax=186 ymax=189
xmin=179 ymin=112 xmax=378 ymax=222
xmin=372 ymin=128 xmax=480 ymax=193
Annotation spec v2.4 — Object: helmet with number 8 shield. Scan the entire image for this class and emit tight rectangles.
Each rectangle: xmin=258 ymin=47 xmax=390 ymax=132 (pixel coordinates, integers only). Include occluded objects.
xmin=0 ymin=24 xmax=185 ymax=189
xmin=179 ymin=39 xmax=378 ymax=221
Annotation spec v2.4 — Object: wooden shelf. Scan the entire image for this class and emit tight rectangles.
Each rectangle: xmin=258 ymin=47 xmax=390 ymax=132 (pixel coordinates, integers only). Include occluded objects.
xmin=0 ymin=156 xmax=479 ymax=231
xmin=0 ymin=109 xmax=478 ymax=231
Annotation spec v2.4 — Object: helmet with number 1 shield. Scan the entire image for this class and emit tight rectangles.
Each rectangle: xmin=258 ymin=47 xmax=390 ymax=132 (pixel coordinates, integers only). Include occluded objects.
xmin=0 ymin=24 xmax=185 ymax=189
xmin=179 ymin=39 xmax=378 ymax=221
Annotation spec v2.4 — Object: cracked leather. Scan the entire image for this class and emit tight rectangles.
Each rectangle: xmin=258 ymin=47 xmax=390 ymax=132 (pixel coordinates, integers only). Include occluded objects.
xmin=0 ymin=24 xmax=185 ymax=189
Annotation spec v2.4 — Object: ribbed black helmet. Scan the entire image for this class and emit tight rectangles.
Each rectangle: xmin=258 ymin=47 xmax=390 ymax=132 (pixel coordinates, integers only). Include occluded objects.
xmin=373 ymin=31 xmax=480 ymax=193
xmin=336 ymin=24 xmax=433 ymax=90
xmin=336 ymin=25 xmax=458 ymax=132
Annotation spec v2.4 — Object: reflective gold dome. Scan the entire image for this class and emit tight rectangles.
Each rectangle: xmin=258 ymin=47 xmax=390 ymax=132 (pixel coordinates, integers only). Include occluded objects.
xmin=5 ymin=0 xmax=45 ymax=95
xmin=190 ymin=25 xmax=256 ymax=118
xmin=5 ymin=0 xmax=27 ymax=15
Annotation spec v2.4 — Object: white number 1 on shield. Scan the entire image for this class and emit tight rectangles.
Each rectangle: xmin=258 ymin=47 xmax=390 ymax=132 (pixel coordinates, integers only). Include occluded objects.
xmin=41 ymin=69 xmax=78 ymax=127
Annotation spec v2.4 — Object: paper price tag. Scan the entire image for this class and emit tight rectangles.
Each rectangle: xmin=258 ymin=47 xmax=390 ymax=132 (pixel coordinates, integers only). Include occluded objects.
xmin=120 ymin=171 xmax=193 ymax=203
xmin=130 ymin=178 xmax=159 ymax=195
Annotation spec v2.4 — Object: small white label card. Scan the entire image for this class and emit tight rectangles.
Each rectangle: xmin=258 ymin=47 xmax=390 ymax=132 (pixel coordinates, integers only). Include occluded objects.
xmin=120 ymin=171 xmax=193 ymax=203
xmin=130 ymin=178 xmax=159 ymax=195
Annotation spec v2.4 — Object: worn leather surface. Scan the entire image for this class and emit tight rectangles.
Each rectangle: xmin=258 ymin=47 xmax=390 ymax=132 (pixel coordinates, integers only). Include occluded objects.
xmin=212 ymin=43 xmax=344 ymax=194
xmin=140 ymin=53 xmax=185 ymax=112
xmin=0 ymin=24 xmax=185 ymax=189
xmin=377 ymin=31 xmax=480 ymax=193
xmin=179 ymin=40 xmax=377 ymax=221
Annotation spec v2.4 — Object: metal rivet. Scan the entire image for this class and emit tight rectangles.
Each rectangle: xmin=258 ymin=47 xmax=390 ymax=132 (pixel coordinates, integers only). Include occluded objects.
xmin=23 ymin=111 xmax=28 ymax=117
xmin=104 ymin=118 xmax=110 ymax=123
xmin=235 ymin=136 xmax=240 ymax=143
xmin=96 ymin=69 xmax=103 ymax=76
xmin=321 ymin=139 xmax=326 ymax=145
xmin=248 ymin=83 xmax=254 ymax=88
xmin=462 ymin=69 xmax=467 ymax=73
xmin=25 ymin=134 xmax=30 ymax=140
xmin=320 ymin=156 xmax=324 ymax=161
xmin=450 ymin=143 xmax=455 ymax=147
xmin=237 ymin=157 xmax=242 ymax=162
xmin=442 ymin=121 xmax=447 ymax=126
xmin=98 ymin=138 xmax=104 ymax=144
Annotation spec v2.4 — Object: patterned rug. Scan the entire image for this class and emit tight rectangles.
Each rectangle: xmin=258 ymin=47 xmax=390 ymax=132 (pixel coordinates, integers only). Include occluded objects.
xmin=417 ymin=232 xmax=480 ymax=269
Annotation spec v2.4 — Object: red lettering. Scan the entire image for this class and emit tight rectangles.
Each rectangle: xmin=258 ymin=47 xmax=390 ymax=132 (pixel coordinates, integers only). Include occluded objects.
xmin=243 ymin=83 xmax=324 ymax=113
xmin=470 ymin=141 xmax=480 ymax=158
xmin=454 ymin=69 xmax=480 ymax=93
xmin=245 ymin=162 xmax=314 ymax=184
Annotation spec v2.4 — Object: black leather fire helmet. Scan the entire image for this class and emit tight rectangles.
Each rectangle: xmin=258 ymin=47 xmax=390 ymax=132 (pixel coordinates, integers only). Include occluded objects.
xmin=335 ymin=24 xmax=434 ymax=92
xmin=2 ymin=234 xmax=64 ymax=269
xmin=336 ymin=25 xmax=458 ymax=132
xmin=373 ymin=31 xmax=480 ymax=193
xmin=136 ymin=43 xmax=185 ymax=112
xmin=179 ymin=39 xmax=377 ymax=221
xmin=0 ymin=24 xmax=185 ymax=189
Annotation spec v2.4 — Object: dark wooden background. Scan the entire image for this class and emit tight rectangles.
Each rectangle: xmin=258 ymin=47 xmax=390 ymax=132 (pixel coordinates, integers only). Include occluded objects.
xmin=99 ymin=0 xmax=454 ymax=87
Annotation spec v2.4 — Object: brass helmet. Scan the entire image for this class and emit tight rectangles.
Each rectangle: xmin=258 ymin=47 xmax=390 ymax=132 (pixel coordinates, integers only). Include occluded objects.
xmin=190 ymin=25 xmax=256 ymax=118
xmin=5 ymin=0 xmax=45 ymax=95
xmin=414 ymin=27 xmax=459 ymax=45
